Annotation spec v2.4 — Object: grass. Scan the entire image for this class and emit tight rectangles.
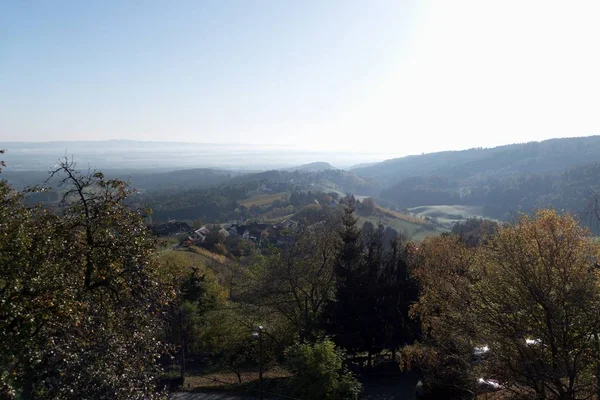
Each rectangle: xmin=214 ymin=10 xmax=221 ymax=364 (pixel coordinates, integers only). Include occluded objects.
xmin=188 ymin=245 xmax=230 ymax=265
xmin=239 ymin=192 xmax=287 ymax=208
xmin=409 ymin=205 xmax=485 ymax=226
xmin=158 ymin=246 xmax=236 ymax=288
xmin=375 ymin=205 xmax=427 ymax=226
xmin=159 ymin=246 xmax=230 ymax=268
xmin=184 ymin=367 xmax=291 ymax=390
xmin=261 ymin=213 xmax=296 ymax=224
xmin=358 ymin=212 xmax=447 ymax=242
xmin=362 ymin=205 xmax=449 ymax=241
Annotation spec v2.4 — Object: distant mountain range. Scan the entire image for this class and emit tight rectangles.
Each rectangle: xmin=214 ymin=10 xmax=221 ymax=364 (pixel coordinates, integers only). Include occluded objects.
xmin=4 ymin=136 xmax=600 ymax=226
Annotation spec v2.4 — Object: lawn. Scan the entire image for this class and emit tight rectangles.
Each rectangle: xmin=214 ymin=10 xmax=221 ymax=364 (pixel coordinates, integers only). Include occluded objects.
xmin=239 ymin=192 xmax=287 ymax=208
xmin=358 ymin=206 xmax=448 ymax=241
xmin=409 ymin=205 xmax=485 ymax=225
xmin=375 ymin=205 xmax=427 ymax=226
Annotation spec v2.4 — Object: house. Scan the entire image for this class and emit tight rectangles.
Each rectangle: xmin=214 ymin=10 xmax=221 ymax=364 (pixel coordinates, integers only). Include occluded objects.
xmin=226 ymin=223 xmax=270 ymax=244
xmin=189 ymin=226 xmax=211 ymax=243
xmin=247 ymin=223 xmax=269 ymax=244
xmin=227 ymin=224 xmax=250 ymax=240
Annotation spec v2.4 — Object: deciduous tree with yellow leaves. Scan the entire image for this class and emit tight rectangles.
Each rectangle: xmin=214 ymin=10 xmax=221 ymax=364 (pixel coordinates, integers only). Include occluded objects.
xmin=408 ymin=210 xmax=600 ymax=400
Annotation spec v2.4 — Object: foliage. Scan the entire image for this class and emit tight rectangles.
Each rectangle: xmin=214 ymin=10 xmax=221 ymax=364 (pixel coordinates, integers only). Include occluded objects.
xmin=408 ymin=210 xmax=600 ymax=399
xmin=451 ymin=217 xmax=498 ymax=247
xmin=285 ymin=339 xmax=362 ymax=400
xmin=0 ymin=159 xmax=172 ymax=399
xmin=128 ymin=168 xmax=378 ymax=224
xmin=473 ymin=210 xmax=600 ymax=399
xmin=326 ymin=202 xmax=418 ymax=361
xmin=163 ymin=265 xmax=228 ymax=356
xmin=358 ymin=197 xmax=376 ymax=216
xmin=248 ymin=218 xmax=340 ymax=341
xmin=325 ymin=203 xmax=366 ymax=354
xmin=403 ymin=235 xmax=479 ymax=399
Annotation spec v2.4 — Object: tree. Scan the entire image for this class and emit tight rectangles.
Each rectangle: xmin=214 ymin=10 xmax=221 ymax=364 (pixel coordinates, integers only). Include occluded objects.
xmin=0 ymin=159 xmax=172 ymax=399
xmin=250 ymin=218 xmax=340 ymax=341
xmin=473 ymin=210 xmax=600 ymax=399
xmin=285 ymin=339 xmax=362 ymax=400
xmin=360 ymin=197 xmax=376 ymax=216
xmin=403 ymin=235 xmax=479 ymax=399
xmin=161 ymin=261 xmax=228 ymax=360
xmin=451 ymin=218 xmax=498 ymax=247
xmin=379 ymin=235 xmax=417 ymax=360
xmin=407 ymin=210 xmax=600 ymax=400
xmin=325 ymin=202 xmax=366 ymax=354
xmin=360 ymin=222 xmax=387 ymax=366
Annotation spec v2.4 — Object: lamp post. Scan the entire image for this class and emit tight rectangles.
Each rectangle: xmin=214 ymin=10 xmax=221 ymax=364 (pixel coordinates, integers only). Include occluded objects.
xmin=252 ymin=325 xmax=264 ymax=400
xmin=179 ymin=307 xmax=186 ymax=381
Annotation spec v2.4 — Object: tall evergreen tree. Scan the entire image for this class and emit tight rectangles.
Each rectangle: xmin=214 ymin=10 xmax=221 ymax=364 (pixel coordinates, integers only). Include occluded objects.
xmin=361 ymin=222 xmax=386 ymax=366
xmin=380 ymin=235 xmax=418 ymax=360
xmin=326 ymin=199 xmax=365 ymax=353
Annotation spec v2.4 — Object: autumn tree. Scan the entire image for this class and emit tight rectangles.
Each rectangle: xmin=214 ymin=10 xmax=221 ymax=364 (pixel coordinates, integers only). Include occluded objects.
xmin=473 ymin=210 xmax=600 ymax=399
xmin=0 ymin=159 xmax=172 ymax=399
xmin=403 ymin=235 xmax=479 ymax=399
xmin=408 ymin=211 xmax=600 ymax=400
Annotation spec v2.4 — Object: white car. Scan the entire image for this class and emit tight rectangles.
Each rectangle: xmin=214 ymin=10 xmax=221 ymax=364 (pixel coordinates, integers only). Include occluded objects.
xmin=478 ymin=378 xmax=504 ymax=392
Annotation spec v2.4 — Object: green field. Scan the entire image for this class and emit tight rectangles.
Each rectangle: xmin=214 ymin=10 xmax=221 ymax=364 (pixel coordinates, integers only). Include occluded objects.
xmin=409 ymin=205 xmax=484 ymax=226
xmin=239 ymin=192 xmax=287 ymax=207
xmin=360 ymin=206 xmax=448 ymax=241
xmin=159 ymin=246 xmax=226 ymax=267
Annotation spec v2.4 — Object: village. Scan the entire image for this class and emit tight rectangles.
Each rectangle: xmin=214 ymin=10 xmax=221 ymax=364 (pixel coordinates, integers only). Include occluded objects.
xmin=152 ymin=218 xmax=301 ymax=254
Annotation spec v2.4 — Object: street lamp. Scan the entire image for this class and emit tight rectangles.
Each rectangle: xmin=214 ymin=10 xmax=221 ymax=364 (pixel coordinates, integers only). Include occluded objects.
xmin=252 ymin=326 xmax=264 ymax=400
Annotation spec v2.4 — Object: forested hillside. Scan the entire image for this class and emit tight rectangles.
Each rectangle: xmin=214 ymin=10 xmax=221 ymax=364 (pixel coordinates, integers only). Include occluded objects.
xmin=354 ymin=136 xmax=600 ymax=222
xmin=135 ymin=169 xmax=380 ymax=222
xmin=353 ymin=136 xmax=600 ymax=183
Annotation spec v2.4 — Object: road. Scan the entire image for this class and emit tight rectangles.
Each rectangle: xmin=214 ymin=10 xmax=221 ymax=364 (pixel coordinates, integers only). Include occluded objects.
xmin=171 ymin=392 xmax=257 ymax=400
xmin=171 ymin=392 xmax=254 ymax=400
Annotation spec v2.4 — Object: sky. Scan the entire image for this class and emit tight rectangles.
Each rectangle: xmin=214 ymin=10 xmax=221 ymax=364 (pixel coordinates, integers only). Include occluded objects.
xmin=2 ymin=1 xmax=600 ymax=156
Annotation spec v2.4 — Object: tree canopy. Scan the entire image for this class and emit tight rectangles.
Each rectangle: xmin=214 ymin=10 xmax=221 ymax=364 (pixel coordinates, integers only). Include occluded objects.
xmin=0 ymin=160 xmax=172 ymax=399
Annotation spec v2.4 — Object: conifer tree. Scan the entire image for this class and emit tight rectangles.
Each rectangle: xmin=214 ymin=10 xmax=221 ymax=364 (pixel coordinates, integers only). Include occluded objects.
xmin=326 ymin=199 xmax=365 ymax=353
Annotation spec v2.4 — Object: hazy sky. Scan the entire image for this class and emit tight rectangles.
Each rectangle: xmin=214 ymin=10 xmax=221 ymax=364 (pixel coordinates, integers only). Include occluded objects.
xmin=2 ymin=1 xmax=599 ymax=155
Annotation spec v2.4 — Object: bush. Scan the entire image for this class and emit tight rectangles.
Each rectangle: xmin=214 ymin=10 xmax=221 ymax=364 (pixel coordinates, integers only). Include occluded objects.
xmin=285 ymin=339 xmax=361 ymax=400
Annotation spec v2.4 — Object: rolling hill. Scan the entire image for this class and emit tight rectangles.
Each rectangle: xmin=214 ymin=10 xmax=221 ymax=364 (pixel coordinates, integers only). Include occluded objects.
xmin=285 ymin=162 xmax=335 ymax=172
xmin=352 ymin=136 xmax=600 ymax=223
xmin=352 ymin=136 xmax=600 ymax=186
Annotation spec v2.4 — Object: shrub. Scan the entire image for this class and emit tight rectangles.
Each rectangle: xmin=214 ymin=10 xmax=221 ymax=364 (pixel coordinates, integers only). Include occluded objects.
xmin=285 ymin=339 xmax=361 ymax=400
